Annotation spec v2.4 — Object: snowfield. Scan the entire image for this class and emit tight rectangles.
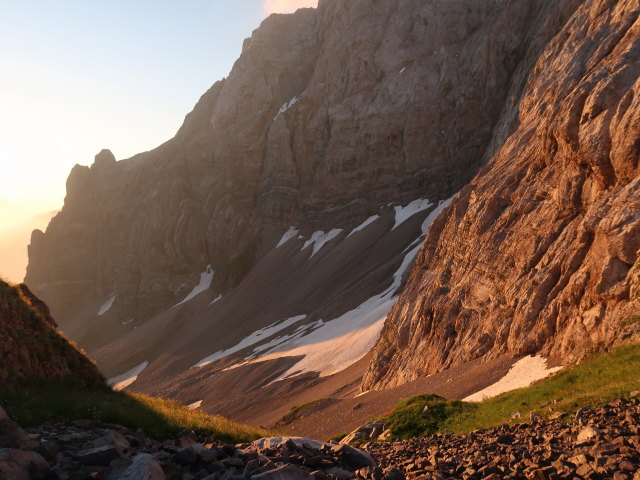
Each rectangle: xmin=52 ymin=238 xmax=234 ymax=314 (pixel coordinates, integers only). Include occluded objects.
xmin=108 ymin=361 xmax=149 ymax=391
xmin=97 ymin=295 xmax=115 ymax=316
xmin=464 ymin=355 xmax=563 ymax=402
xmin=173 ymin=265 xmax=214 ymax=307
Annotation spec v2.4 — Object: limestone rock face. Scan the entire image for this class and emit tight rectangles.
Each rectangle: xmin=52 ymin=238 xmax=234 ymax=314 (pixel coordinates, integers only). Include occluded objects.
xmin=362 ymin=0 xmax=640 ymax=391
xmin=25 ymin=0 xmax=582 ymax=347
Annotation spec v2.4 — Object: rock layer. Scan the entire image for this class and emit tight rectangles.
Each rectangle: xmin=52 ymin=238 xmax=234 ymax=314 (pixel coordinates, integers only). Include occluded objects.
xmin=362 ymin=0 xmax=640 ymax=390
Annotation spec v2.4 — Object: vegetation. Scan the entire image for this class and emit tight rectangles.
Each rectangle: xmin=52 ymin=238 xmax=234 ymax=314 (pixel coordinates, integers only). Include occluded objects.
xmin=380 ymin=344 xmax=640 ymax=440
xmin=383 ymin=394 xmax=475 ymax=439
xmin=0 ymin=377 xmax=269 ymax=443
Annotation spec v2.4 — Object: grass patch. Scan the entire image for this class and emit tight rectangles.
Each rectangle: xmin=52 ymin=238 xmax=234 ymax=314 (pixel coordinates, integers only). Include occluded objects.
xmin=0 ymin=378 xmax=269 ymax=444
xmin=383 ymin=394 xmax=475 ymax=439
xmin=379 ymin=344 xmax=640 ymax=440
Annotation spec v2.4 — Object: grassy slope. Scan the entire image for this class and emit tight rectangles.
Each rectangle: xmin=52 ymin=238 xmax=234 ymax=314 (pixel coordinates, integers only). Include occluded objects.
xmin=380 ymin=344 xmax=640 ymax=440
xmin=0 ymin=277 xmax=268 ymax=444
xmin=0 ymin=379 xmax=269 ymax=443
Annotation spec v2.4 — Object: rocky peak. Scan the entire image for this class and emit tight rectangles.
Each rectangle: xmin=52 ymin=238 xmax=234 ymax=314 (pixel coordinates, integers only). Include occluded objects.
xmin=91 ymin=149 xmax=116 ymax=170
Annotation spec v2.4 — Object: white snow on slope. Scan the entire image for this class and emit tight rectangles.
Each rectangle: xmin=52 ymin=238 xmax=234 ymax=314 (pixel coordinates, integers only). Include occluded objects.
xmin=193 ymin=315 xmax=307 ymax=368
xmin=173 ymin=265 xmax=214 ymax=308
xmin=347 ymin=215 xmax=380 ymax=238
xmin=277 ymin=226 xmax=299 ymax=248
xmin=108 ymin=361 xmax=149 ymax=391
xmin=274 ymin=96 xmax=298 ymax=119
xmin=188 ymin=400 xmax=203 ymax=410
xmin=464 ymin=356 xmax=564 ymax=402
xmin=302 ymin=229 xmax=343 ymax=257
xmin=225 ymin=240 xmax=425 ymax=382
xmin=208 ymin=294 xmax=223 ymax=307
xmin=393 ymin=199 xmax=433 ymax=230
xmin=194 ymin=195 xmax=457 ymax=380
xmin=97 ymin=295 xmax=115 ymax=316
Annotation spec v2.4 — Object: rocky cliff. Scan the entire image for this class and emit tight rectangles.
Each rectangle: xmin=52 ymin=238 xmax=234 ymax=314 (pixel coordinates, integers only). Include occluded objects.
xmin=0 ymin=280 xmax=103 ymax=388
xmin=26 ymin=0 xmax=579 ymax=343
xmin=362 ymin=0 xmax=640 ymax=390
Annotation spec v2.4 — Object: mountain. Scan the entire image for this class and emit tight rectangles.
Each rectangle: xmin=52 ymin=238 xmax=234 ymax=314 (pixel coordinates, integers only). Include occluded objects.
xmin=24 ymin=0 xmax=638 ymax=429
xmin=0 ymin=210 xmax=58 ymax=283
xmin=361 ymin=0 xmax=640 ymax=391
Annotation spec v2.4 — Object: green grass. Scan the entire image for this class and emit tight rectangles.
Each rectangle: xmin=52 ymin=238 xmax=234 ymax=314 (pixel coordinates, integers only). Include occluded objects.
xmin=0 ymin=378 xmax=269 ymax=444
xmin=383 ymin=394 xmax=475 ymax=439
xmin=378 ymin=344 xmax=640 ymax=441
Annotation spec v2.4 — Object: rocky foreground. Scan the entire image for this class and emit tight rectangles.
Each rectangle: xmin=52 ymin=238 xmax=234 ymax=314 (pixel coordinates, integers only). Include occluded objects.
xmin=1 ymin=398 xmax=640 ymax=479
xmin=366 ymin=398 xmax=640 ymax=480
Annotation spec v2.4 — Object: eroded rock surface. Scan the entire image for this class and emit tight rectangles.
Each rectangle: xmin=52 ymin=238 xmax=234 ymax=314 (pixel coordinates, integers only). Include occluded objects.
xmin=362 ymin=0 xmax=640 ymax=391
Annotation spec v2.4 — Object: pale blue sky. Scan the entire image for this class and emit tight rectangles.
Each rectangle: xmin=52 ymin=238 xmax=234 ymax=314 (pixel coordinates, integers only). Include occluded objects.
xmin=0 ymin=0 xmax=316 ymax=216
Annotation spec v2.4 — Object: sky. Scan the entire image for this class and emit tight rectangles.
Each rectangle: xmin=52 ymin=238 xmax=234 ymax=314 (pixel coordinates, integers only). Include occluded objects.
xmin=0 ymin=0 xmax=318 ymax=221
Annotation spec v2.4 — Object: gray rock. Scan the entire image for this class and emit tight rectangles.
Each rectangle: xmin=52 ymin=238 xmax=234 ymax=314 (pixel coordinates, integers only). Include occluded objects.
xmin=76 ymin=444 xmax=120 ymax=466
xmin=117 ymin=454 xmax=164 ymax=480
xmin=325 ymin=467 xmax=354 ymax=480
xmin=251 ymin=464 xmax=314 ymax=480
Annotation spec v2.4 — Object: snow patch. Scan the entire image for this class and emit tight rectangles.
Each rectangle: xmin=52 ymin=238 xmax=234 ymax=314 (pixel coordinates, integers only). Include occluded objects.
xmin=347 ymin=215 xmax=380 ymax=238
xmin=208 ymin=294 xmax=223 ymax=307
xmin=97 ymin=296 xmax=115 ymax=316
xmin=254 ymin=241 xmax=423 ymax=383
xmin=193 ymin=315 xmax=307 ymax=368
xmin=188 ymin=400 xmax=203 ymax=410
xmin=399 ymin=67 xmax=406 ymax=74
xmin=274 ymin=96 xmax=298 ymax=119
xmin=173 ymin=265 xmax=214 ymax=307
xmin=464 ymin=356 xmax=563 ymax=402
xmin=108 ymin=361 xmax=149 ymax=391
xmin=393 ymin=199 xmax=433 ymax=230
xmin=302 ymin=229 xmax=343 ymax=257
xmin=277 ymin=226 xmax=299 ymax=248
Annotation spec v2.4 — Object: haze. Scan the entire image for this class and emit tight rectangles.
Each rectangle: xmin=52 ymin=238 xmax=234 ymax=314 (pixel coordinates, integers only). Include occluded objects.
xmin=0 ymin=0 xmax=317 ymax=281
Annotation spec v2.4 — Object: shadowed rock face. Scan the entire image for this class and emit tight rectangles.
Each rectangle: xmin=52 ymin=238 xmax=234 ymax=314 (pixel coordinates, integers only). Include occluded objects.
xmin=362 ymin=0 xmax=640 ymax=391
xmin=25 ymin=0 xmax=579 ymax=342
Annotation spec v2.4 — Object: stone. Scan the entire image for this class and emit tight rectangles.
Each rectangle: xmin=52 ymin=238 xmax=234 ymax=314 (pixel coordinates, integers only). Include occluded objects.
xmin=577 ymin=427 xmax=602 ymax=444
xmin=77 ymin=445 xmax=120 ymax=466
xmin=118 ymin=454 xmax=164 ymax=480
xmin=0 ymin=448 xmax=49 ymax=480
xmin=0 ymin=418 xmax=37 ymax=449
xmin=251 ymin=464 xmax=314 ymax=480
xmin=382 ymin=468 xmax=404 ymax=480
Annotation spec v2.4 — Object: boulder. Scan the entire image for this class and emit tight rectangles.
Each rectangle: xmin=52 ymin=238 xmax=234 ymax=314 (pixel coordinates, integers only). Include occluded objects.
xmin=118 ymin=454 xmax=164 ymax=480
xmin=0 ymin=448 xmax=49 ymax=480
